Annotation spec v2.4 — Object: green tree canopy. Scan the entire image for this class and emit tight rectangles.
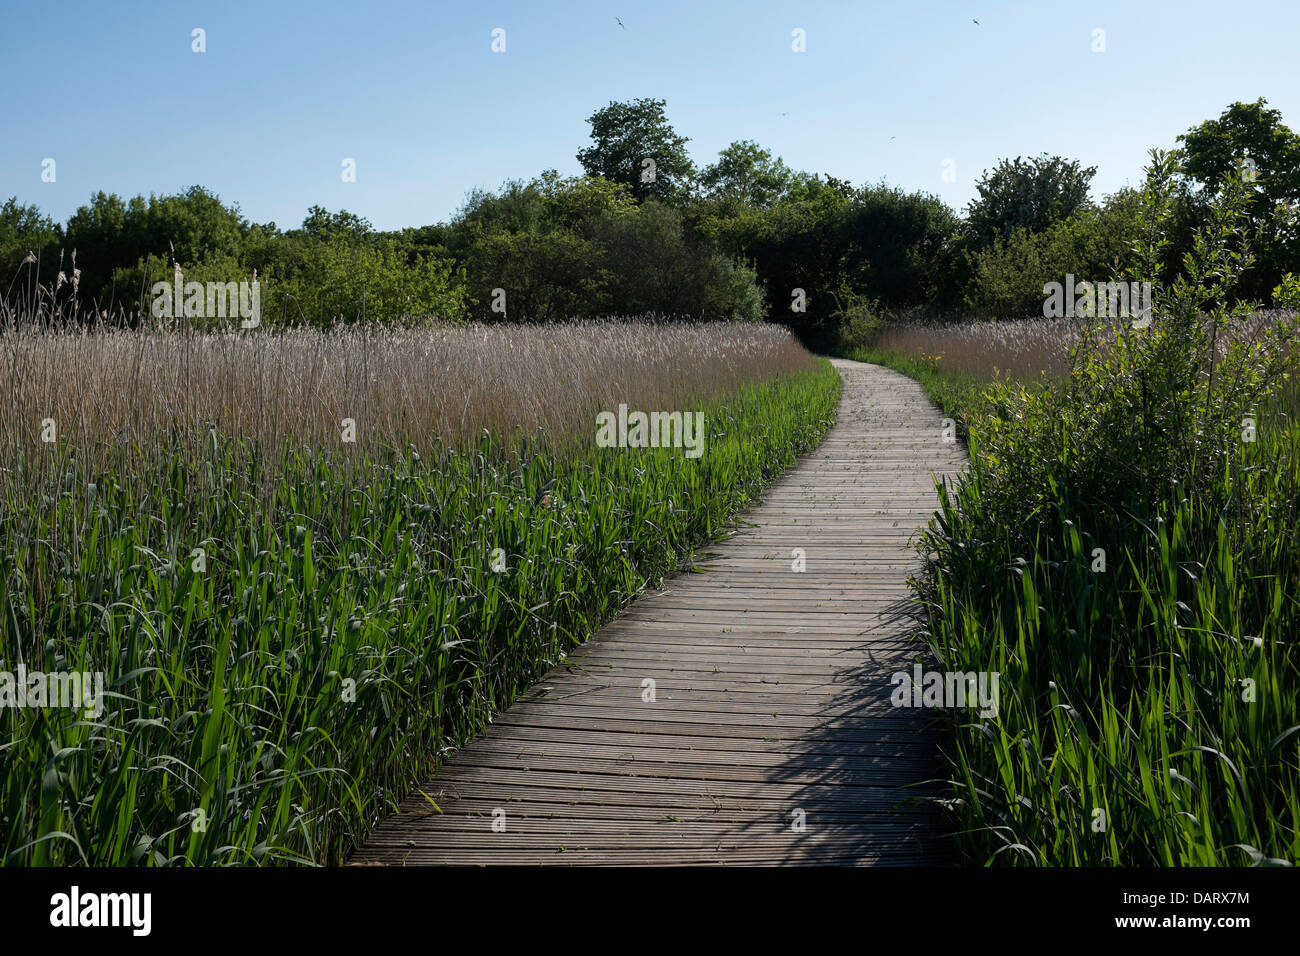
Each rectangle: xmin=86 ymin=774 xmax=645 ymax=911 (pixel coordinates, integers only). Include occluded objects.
xmin=0 ymin=197 xmax=60 ymax=283
xmin=576 ymin=98 xmax=696 ymax=203
xmin=63 ymin=186 xmax=249 ymax=302
xmin=1178 ymin=98 xmax=1300 ymax=205
xmin=299 ymin=206 xmax=373 ymax=243
xmin=966 ymin=154 xmax=1097 ymax=248
xmin=1177 ymin=99 xmax=1300 ymax=301
xmin=699 ymin=140 xmax=794 ymax=209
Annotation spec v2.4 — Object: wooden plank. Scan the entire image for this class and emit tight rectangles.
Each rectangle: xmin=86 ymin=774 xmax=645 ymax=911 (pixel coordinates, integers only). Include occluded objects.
xmin=484 ymin=717 xmax=938 ymax=745
xmin=350 ymin=359 xmax=967 ymax=867
xmin=496 ymin=694 xmax=920 ymax=719
xmin=493 ymin=702 xmax=946 ymax=731
xmin=426 ymin=765 xmax=942 ymax=802
xmin=473 ymin=724 xmax=940 ymax=757
xmin=390 ymin=782 xmax=936 ymax=814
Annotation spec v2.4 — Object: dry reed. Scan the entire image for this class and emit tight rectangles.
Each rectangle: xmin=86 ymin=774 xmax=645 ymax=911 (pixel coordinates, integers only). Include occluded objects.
xmin=1 ymin=320 xmax=817 ymax=469
xmin=870 ymin=310 xmax=1300 ymax=383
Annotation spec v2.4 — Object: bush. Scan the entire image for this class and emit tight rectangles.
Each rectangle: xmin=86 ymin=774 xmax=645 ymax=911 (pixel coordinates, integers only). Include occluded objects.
xmin=970 ymin=153 xmax=1293 ymax=535
xmin=829 ymin=287 xmax=884 ymax=352
xmin=920 ymin=149 xmax=1300 ymax=865
xmin=964 ymin=189 xmax=1143 ymax=320
xmin=458 ymin=186 xmax=764 ymax=322
xmin=595 ymin=200 xmax=764 ymax=320
xmin=115 ymin=237 xmax=469 ymax=328
xmin=461 ymin=229 xmax=606 ymax=322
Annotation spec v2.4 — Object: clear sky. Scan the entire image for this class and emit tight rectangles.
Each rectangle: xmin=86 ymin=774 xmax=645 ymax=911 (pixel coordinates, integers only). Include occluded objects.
xmin=3 ymin=0 xmax=1299 ymax=231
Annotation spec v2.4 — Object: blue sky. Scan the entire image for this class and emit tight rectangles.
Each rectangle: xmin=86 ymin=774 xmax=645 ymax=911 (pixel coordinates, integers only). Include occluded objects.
xmin=3 ymin=0 xmax=1299 ymax=231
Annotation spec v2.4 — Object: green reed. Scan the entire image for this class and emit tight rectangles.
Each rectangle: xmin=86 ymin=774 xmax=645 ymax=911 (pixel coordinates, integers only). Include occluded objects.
xmin=0 ymin=362 xmax=840 ymax=865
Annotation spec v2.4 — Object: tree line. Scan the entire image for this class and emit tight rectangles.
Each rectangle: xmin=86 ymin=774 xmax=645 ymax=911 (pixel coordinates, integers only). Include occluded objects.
xmin=3 ymin=97 xmax=1297 ymax=349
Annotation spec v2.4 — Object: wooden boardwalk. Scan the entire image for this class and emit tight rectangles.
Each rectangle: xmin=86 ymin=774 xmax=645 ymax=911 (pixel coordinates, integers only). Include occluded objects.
xmin=351 ymin=359 xmax=969 ymax=865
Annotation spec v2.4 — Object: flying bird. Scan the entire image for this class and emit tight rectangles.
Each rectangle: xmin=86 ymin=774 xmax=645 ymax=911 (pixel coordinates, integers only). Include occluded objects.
xmin=616 ymin=17 xmax=625 ymax=29
xmin=972 ymin=18 xmax=980 ymax=25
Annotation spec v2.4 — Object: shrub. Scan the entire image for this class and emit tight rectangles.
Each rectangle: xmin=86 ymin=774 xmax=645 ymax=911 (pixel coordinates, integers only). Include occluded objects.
xmin=114 ymin=238 xmax=469 ymax=328
xmin=920 ymin=149 xmax=1300 ymax=865
xmin=964 ymin=189 xmax=1143 ymax=320
xmin=829 ymin=287 xmax=884 ymax=352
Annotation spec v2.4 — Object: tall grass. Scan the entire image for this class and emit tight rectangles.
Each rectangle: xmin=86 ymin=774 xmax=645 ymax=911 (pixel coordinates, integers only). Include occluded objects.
xmin=867 ymin=317 xmax=1084 ymax=382
xmin=1 ymin=319 xmax=815 ymax=463
xmin=0 ymin=319 xmax=840 ymax=865
xmin=860 ymin=311 xmax=1299 ymax=388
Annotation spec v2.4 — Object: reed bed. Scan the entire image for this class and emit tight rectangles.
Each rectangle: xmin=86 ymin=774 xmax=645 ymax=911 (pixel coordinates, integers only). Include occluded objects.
xmin=0 ymin=318 xmax=839 ymax=866
xmin=863 ymin=310 xmax=1300 ymax=385
xmin=1 ymin=320 xmax=816 ymax=467
xmin=869 ymin=317 xmax=1083 ymax=382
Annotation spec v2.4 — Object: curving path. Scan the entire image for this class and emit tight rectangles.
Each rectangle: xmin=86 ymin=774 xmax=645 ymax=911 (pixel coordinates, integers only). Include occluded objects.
xmin=351 ymin=359 xmax=969 ymax=865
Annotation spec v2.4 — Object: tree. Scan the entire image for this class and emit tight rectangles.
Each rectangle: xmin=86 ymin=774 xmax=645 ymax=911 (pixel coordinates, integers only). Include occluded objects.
xmin=1178 ymin=98 xmax=1300 ymax=206
xmin=842 ymin=184 xmax=963 ymax=310
xmin=965 ymin=187 xmax=1144 ymax=318
xmin=300 ymin=205 xmax=373 ymax=243
xmin=699 ymin=140 xmax=793 ymax=209
xmin=576 ymin=98 xmax=696 ymax=203
xmin=533 ymin=170 xmax=636 ymax=232
xmin=701 ymin=174 xmax=856 ymax=348
xmin=1177 ymin=98 xmax=1300 ymax=300
xmin=0 ymin=197 xmax=60 ymax=287
xmin=62 ymin=187 xmax=249 ymax=304
xmin=593 ymin=200 xmax=763 ymax=319
xmin=966 ymin=154 xmax=1097 ymax=248
xmin=463 ymin=229 xmax=608 ymax=322
xmin=142 ymin=186 xmax=247 ymax=264
xmin=62 ymin=192 xmax=136 ymax=300
xmin=0 ymin=198 xmax=57 ymax=249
